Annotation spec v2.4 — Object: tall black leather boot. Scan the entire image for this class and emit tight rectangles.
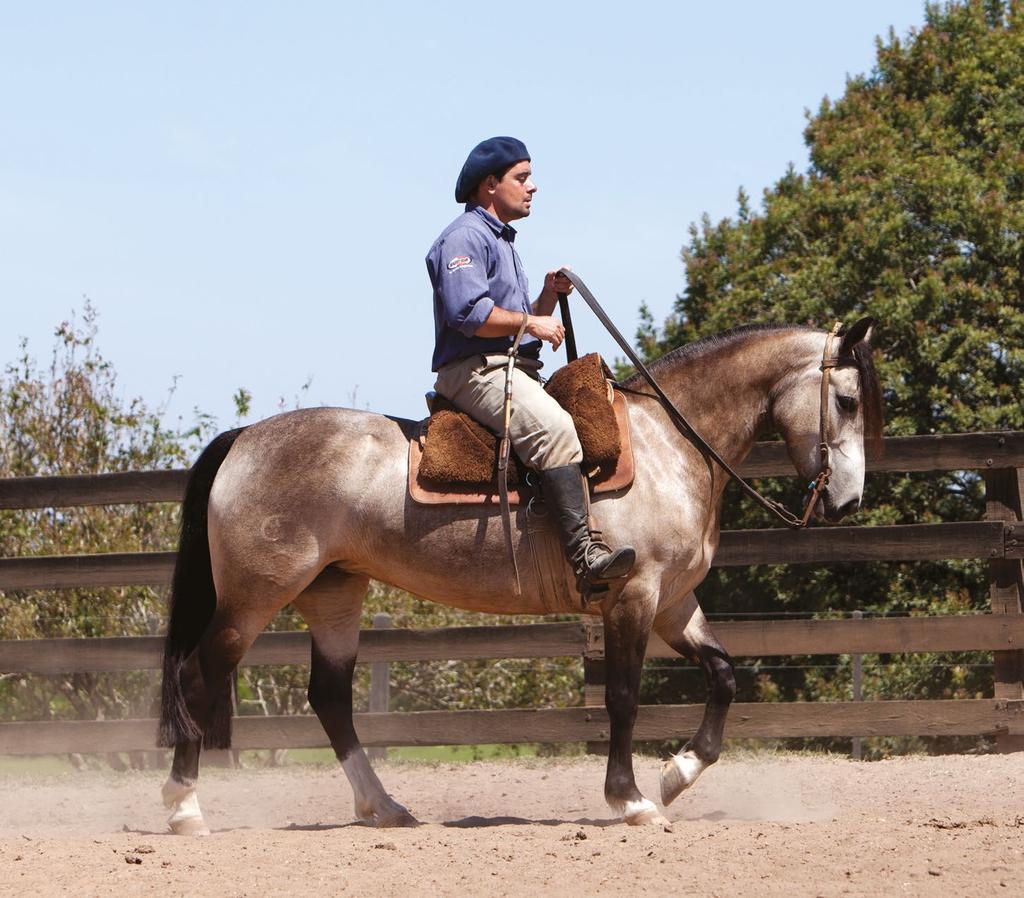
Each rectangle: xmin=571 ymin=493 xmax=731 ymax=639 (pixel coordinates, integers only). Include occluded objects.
xmin=539 ymin=464 xmax=636 ymax=603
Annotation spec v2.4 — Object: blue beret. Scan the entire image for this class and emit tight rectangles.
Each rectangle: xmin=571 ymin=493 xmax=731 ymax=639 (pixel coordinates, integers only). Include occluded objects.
xmin=455 ymin=136 xmax=531 ymax=203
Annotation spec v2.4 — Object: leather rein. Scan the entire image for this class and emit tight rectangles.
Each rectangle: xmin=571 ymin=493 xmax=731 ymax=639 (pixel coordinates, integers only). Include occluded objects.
xmin=556 ymin=268 xmax=842 ymax=530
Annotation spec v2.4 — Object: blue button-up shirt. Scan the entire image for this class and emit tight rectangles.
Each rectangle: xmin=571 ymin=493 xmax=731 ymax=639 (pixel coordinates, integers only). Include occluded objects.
xmin=426 ymin=205 xmax=540 ymax=371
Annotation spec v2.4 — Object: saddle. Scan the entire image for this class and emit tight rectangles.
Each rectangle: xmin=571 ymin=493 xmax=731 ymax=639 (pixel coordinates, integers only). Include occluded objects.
xmin=409 ymin=353 xmax=636 ymax=505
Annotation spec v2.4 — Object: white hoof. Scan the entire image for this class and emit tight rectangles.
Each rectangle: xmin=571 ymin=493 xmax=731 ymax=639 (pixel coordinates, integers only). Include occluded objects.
xmin=622 ymin=798 xmax=671 ymax=828
xmin=163 ymin=779 xmax=210 ymax=836
xmin=660 ymin=750 xmax=708 ymax=806
xmin=169 ymin=814 xmax=211 ymax=836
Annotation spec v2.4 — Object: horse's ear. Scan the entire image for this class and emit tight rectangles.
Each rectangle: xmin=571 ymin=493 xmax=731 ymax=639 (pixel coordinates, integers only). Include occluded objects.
xmin=839 ymin=317 xmax=875 ymax=354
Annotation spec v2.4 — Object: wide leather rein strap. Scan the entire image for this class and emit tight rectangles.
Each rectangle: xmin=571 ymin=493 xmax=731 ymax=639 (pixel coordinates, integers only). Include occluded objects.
xmin=557 ymin=267 xmax=841 ymax=530
xmin=557 ymin=290 xmax=579 ymax=363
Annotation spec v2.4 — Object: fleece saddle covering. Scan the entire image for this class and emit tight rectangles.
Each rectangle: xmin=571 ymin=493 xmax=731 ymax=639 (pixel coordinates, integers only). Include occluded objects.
xmin=409 ymin=353 xmax=635 ymax=505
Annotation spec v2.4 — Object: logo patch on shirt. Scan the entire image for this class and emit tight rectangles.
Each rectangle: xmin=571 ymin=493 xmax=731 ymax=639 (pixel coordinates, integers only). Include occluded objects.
xmin=447 ymin=255 xmax=473 ymax=271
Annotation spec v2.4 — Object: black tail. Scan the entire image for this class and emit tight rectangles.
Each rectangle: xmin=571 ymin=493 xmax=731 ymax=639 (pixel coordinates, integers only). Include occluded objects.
xmin=157 ymin=427 xmax=245 ymax=750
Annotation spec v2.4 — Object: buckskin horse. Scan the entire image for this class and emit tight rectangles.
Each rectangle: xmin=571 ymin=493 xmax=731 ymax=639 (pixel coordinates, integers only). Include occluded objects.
xmin=158 ymin=318 xmax=882 ymax=834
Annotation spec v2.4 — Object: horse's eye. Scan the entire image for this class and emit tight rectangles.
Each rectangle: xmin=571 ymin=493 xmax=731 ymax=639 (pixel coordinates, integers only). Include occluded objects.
xmin=837 ymin=394 xmax=858 ymax=413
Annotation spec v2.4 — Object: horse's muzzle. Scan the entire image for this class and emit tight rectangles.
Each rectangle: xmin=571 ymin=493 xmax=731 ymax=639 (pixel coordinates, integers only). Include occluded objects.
xmin=821 ymin=493 xmax=861 ymax=523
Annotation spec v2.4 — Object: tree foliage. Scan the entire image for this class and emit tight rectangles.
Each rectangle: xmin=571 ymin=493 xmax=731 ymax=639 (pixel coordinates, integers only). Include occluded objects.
xmin=639 ymin=0 xmax=1023 ymax=751
xmin=0 ymin=305 xmax=207 ymax=759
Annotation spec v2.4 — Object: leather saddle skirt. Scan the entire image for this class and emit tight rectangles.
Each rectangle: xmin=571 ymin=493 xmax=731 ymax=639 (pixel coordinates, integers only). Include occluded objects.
xmin=409 ymin=353 xmax=636 ymax=506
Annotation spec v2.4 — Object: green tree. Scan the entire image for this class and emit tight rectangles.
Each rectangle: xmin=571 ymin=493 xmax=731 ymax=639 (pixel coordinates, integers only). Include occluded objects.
xmin=0 ymin=305 xmax=209 ymax=764
xmin=640 ymin=0 xmax=1023 ymax=752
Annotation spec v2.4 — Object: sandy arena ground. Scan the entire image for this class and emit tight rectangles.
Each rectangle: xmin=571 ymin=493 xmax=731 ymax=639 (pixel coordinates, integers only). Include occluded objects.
xmin=0 ymin=753 xmax=1022 ymax=897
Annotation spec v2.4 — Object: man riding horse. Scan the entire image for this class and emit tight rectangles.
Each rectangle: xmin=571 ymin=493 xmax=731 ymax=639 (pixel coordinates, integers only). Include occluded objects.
xmin=426 ymin=136 xmax=635 ymax=600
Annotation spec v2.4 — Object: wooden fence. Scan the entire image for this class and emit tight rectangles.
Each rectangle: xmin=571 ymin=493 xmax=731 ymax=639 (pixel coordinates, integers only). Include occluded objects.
xmin=0 ymin=431 xmax=1022 ymax=755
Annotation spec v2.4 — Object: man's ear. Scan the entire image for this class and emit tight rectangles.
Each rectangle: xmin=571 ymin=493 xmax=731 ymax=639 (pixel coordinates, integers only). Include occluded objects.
xmin=470 ymin=175 xmax=497 ymax=205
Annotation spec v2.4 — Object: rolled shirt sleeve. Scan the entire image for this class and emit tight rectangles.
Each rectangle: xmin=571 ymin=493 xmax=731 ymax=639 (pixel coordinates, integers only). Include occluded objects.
xmin=433 ymin=228 xmax=494 ymax=337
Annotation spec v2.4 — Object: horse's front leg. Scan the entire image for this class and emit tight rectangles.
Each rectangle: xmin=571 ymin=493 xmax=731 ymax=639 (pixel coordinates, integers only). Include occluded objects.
xmin=600 ymin=586 xmax=669 ymax=826
xmin=654 ymin=592 xmax=736 ymax=806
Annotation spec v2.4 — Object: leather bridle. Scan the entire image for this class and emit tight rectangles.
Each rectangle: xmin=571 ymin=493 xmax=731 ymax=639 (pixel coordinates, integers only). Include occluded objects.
xmin=798 ymin=321 xmax=843 ymax=527
xmin=556 ymin=268 xmax=846 ymax=530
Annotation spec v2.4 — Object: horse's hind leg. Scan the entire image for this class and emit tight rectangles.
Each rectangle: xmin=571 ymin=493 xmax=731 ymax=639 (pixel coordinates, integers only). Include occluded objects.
xmin=654 ymin=592 xmax=736 ymax=806
xmin=162 ymin=606 xmax=277 ymax=834
xmin=601 ymin=586 xmax=670 ymax=826
xmin=294 ymin=567 xmax=418 ymax=828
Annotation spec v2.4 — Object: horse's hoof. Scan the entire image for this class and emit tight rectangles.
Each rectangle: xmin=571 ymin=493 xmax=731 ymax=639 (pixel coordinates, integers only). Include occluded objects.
xmin=622 ymin=798 xmax=671 ymax=828
xmin=356 ymin=796 xmax=420 ymax=828
xmin=660 ymin=751 xmax=707 ymax=806
xmin=164 ymin=782 xmax=209 ymax=834
xmin=169 ymin=816 xmax=211 ymax=836
xmin=376 ymin=808 xmax=421 ymax=828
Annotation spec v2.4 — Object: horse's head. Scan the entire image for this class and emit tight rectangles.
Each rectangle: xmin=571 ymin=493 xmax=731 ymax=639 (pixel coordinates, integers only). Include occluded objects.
xmin=771 ymin=317 xmax=884 ymax=523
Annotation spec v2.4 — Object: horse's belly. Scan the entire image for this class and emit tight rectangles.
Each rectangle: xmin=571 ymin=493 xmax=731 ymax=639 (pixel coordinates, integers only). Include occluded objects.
xmin=351 ymin=507 xmax=579 ymax=616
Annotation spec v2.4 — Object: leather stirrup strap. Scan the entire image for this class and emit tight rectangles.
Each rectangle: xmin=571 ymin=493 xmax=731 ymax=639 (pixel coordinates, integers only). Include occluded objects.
xmin=498 ymin=312 xmax=530 ymax=595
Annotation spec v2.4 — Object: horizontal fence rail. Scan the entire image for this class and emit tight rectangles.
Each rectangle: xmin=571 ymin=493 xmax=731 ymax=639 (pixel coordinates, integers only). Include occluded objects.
xmin=1 ymin=431 xmax=1021 ymax=510
xmin=2 ymin=616 xmax=1024 ymax=675
xmin=1 ymin=700 xmax=1021 ymax=755
xmin=0 ymin=469 xmax=188 ymax=510
xmin=0 ymin=522 xmax=1020 ymax=591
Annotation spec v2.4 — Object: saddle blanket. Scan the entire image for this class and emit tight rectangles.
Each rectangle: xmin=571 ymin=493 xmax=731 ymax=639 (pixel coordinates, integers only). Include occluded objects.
xmin=408 ymin=387 xmax=636 ymax=506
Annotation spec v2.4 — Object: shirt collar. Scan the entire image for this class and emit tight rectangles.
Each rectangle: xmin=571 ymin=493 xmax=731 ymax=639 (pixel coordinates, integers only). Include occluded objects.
xmin=467 ymin=204 xmax=517 ymax=242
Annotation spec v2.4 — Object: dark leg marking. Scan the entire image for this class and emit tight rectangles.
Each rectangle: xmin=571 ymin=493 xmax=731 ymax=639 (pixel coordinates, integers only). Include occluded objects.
xmin=307 ymin=639 xmax=359 ymax=763
xmin=601 ymin=596 xmax=666 ymax=823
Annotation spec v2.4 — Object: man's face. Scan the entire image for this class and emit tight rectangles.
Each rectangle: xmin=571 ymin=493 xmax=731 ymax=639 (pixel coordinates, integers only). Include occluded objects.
xmin=490 ymin=160 xmax=536 ymax=222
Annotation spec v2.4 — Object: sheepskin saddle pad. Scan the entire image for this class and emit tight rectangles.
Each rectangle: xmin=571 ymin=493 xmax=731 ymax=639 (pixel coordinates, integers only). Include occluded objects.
xmin=409 ymin=352 xmax=635 ymax=506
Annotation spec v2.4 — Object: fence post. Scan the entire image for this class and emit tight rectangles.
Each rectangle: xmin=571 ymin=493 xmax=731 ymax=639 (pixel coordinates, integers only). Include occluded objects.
xmin=984 ymin=464 xmax=1024 ymax=753
xmin=368 ymin=613 xmax=392 ymax=761
xmin=851 ymin=610 xmax=863 ymax=761
xmin=582 ymin=619 xmax=608 ymax=756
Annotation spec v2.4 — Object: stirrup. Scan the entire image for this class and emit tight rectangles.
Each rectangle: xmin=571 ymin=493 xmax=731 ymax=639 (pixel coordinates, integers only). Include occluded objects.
xmin=578 ymin=579 xmax=612 ymax=608
xmin=572 ymin=540 xmax=634 ymax=607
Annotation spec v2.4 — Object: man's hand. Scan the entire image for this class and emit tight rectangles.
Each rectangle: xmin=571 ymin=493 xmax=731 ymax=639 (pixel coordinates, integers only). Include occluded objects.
xmin=526 ymin=315 xmax=565 ymax=351
xmin=533 ymin=266 xmax=574 ymax=317
xmin=543 ymin=268 xmax=574 ymax=298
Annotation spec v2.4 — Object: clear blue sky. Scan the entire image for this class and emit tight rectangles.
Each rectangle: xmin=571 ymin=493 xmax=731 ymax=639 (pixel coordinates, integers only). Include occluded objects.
xmin=1 ymin=1 xmax=927 ymax=433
